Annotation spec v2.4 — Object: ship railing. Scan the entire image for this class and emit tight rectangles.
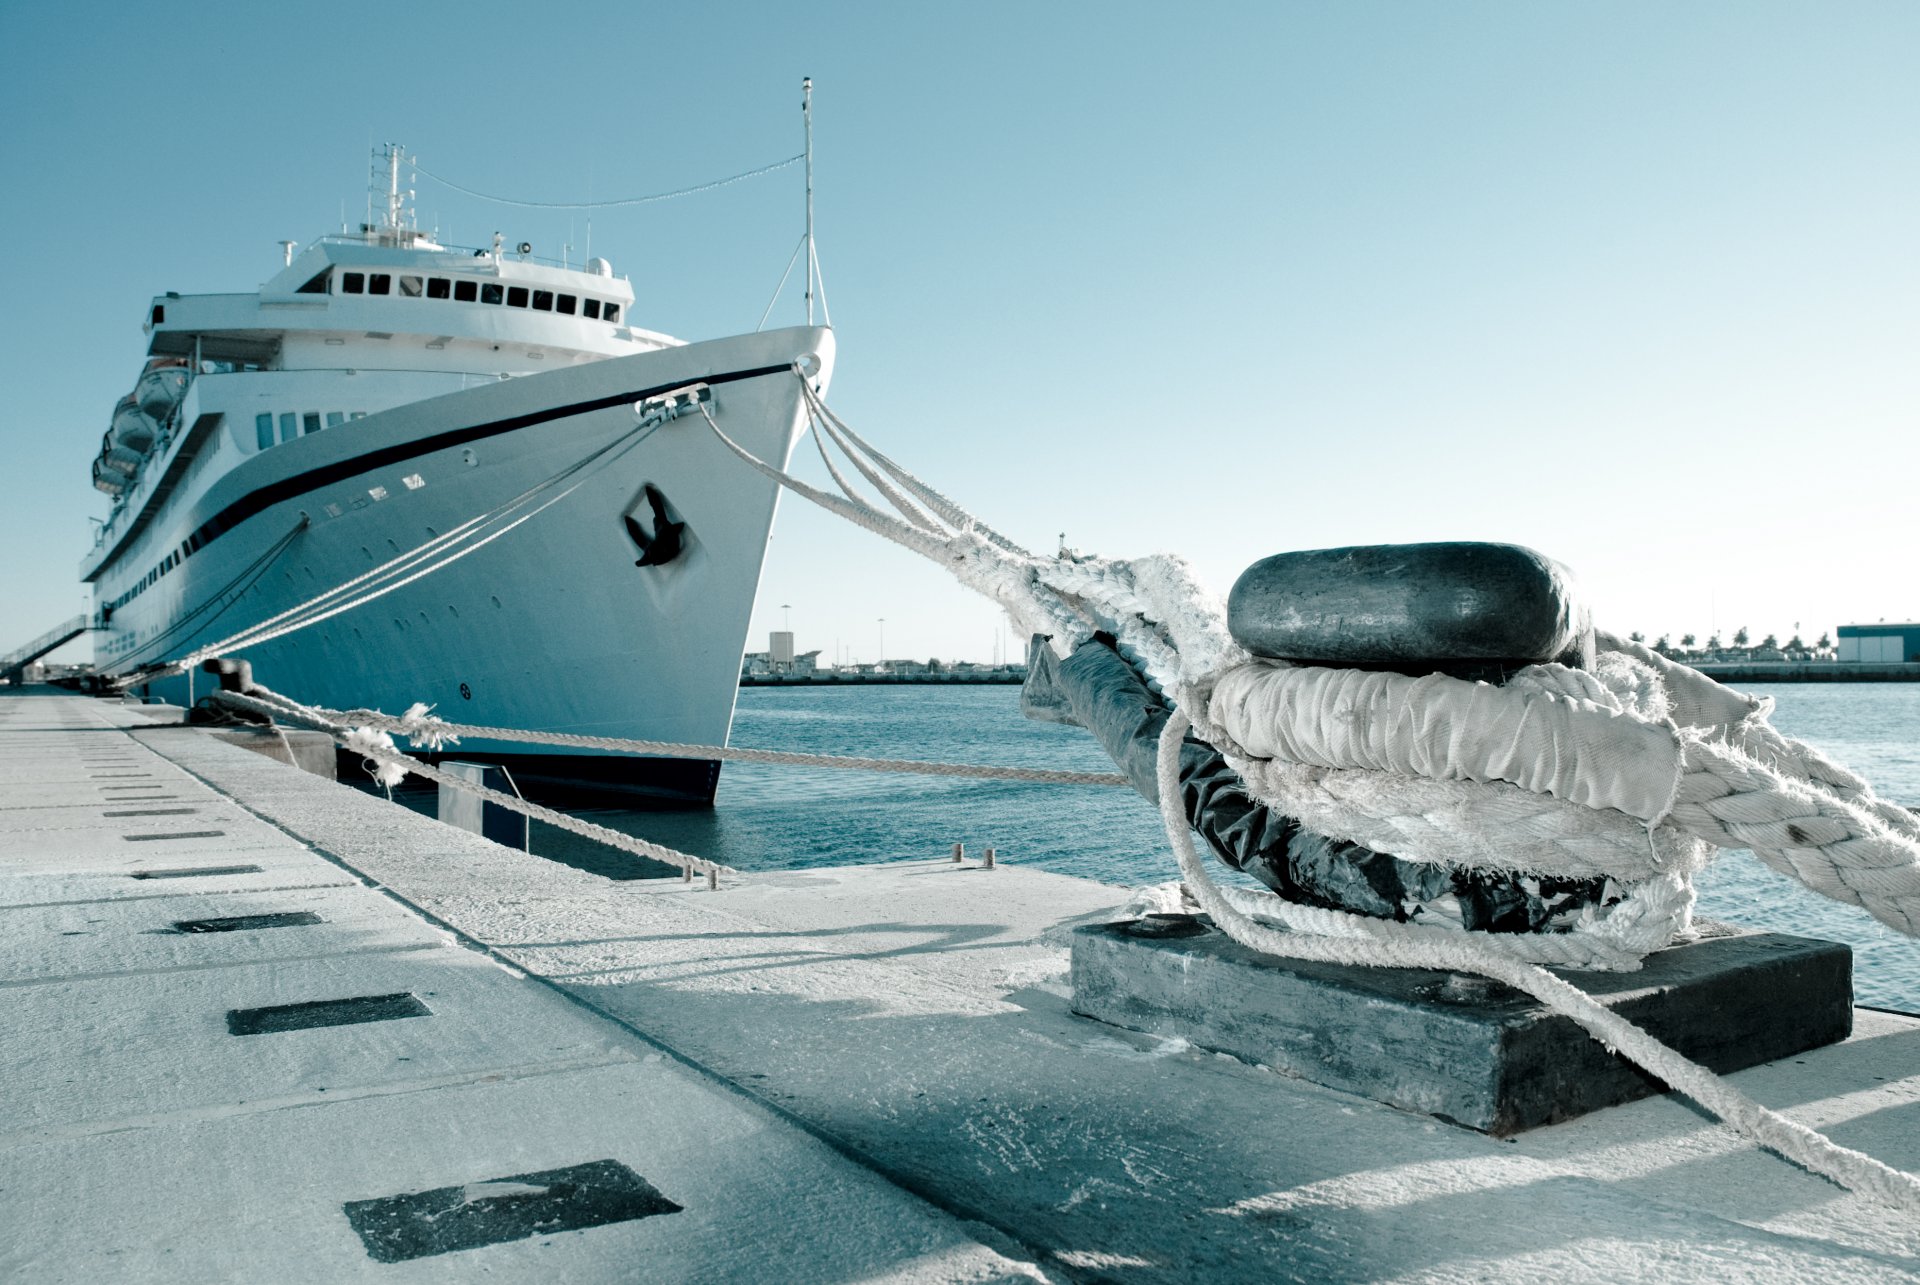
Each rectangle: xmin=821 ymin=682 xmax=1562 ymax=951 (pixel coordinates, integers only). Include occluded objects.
xmin=304 ymin=232 xmax=605 ymax=274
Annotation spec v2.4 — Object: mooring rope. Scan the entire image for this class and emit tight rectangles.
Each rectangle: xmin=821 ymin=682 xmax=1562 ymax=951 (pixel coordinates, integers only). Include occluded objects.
xmin=696 ymin=366 xmax=1920 ymax=1208
xmin=170 ymin=357 xmax=1920 ymax=1209
xmin=209 ymin=688 xmax=728 ymax=883
xmin=138 ymin=403 xmax=674 ymax=687
xmin=261 ymin=699 xmax=1132 ymax=788
xmin=1157 ymin=710 xmax=1920 ymax=1213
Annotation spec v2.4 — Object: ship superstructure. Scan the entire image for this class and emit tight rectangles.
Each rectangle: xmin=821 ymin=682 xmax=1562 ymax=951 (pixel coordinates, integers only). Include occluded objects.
xmin=83 ymin=146 xmax=832 ymax=802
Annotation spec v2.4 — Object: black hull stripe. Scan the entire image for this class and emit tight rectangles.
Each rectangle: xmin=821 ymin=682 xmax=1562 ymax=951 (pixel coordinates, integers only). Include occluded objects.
xmin=118 ymin=361 xmax=792 ymax=579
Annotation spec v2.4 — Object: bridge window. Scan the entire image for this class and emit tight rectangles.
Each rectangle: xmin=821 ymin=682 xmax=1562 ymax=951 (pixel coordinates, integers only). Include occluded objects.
xmin=532 ymin=289 xmax=553 ymax=311
xmin=303 ymin=412 xmax=322 ymax=435
xmin=582 ymin=299 xmax=600 ymax=319
xmin=150 ymin=303 xmax=165 ymax=324
xmin=326 ymin=412 xmax=345 ymax=427
xmin=604 ymin=303 xmax=620 ymax=324
xmin=399 ymin=275 xmax=423 ymax=297
xmin=256 ymin=414 xmax=273 ymax=450
xmin=455 ymin=279 xmax=477 ymax=302
xmin=556 ymin=294 xmax=577 ymax=314
xmin=368 ymin=274 xmax=392 ymax=295
xmin=507 ymin=286 xmax=529 ymax=308
xmin=297 ymin=269 xmax=331 ymax=294
xmin=480 ymin=283 xmax=503 ymax=305
xmin=427 ymin=277 xmax=450 ymax=299
xmin=279 ymin=412 xmax=298 ymax=444
xmin=342 ymin=272 xmax=365 ymax=294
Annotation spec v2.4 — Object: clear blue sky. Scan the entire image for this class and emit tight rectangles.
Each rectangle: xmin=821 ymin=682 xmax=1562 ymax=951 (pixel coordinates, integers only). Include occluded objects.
xmin=4 ymin=2 xmax=1917 ymax=668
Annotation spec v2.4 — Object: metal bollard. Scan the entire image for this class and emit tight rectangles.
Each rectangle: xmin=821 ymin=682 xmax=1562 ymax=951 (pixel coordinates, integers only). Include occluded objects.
xmin=984 ymin=846 xmax=996 ymax=868
xmin=706 ymin=868 xmax=718 ymax=891
xmin=682 ymin=864 xmax=692 ymax=883
xmin=952 ymin=842 xmax=964 ymax=863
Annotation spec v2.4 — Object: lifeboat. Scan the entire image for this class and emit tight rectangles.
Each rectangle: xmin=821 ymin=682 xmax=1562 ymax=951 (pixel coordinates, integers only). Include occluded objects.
xmin=91 ymin=456 xmax=128 ymax=496
xmin=98 ymin=429 xmax=143 ymax=478
xmin=109 ymin=394 xmax=158 ymax=455
xmin=135 ymin=361 xmax=190 ymax=420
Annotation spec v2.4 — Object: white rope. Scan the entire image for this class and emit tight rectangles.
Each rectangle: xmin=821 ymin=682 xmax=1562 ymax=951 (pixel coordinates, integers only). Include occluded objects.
xmin=219 ymin=692 xmax=1134 ymax=788
xmin=1156 ymin=711 xmax=1920 ymax=1212
xmin=211 ymin=688 xmax=728 ymax=880
xmin=158 ymin=412 xmax=664 ymax=680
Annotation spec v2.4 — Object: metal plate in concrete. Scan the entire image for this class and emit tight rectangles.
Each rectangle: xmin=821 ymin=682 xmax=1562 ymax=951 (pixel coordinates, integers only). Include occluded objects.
xmin=0 ymin=946 xmax=639 ymax=1143
xmin=0 ymin=861 xmax=357 ymax=909
xmin=0 ymin=1060 xmax=1038 ymax=1282
xmin=0 ymin=811 xmax=291 ymax=858
xmin=0 ymin=799 xmax=246 ymax=835
xmin=0 ymin=884 xmax=447 ymax=984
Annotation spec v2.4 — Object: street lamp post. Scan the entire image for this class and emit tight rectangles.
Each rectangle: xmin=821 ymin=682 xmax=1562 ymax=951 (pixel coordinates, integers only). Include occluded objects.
xmin=878 ymin=618 xmax=886 ymax=668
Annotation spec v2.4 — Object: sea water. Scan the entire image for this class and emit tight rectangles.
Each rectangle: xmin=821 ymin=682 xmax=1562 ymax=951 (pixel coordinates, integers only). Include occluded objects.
xmin=449 ymin=681 xmax=1920 ymax=1011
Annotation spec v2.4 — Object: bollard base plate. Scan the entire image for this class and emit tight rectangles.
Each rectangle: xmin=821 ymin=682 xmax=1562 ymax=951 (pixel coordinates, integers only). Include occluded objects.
xmin=1070 ymin=915 xmax=1852 ymax=1135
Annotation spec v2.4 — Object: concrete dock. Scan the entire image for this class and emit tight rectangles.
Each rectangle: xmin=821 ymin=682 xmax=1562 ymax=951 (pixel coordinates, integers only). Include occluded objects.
xmin=6 ymin=688 xmax=1920 ymax=1281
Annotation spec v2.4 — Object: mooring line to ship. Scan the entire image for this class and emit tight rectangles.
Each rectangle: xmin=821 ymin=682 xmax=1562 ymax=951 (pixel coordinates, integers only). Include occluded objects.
xmin=214 ymin=689 xmax=1131 ymax=787
xmin=111 ymin=516 xmax=310 ymax=671
xmin=697 ymin=366 xmax=1920 ymax=1210
xmin=206 ymin=686 xmax=729 ymax=886
xmin=128 ymin=396 xmax=684 ymax=688
xmin=166 ymin=361 xmax=1920 ymax=1210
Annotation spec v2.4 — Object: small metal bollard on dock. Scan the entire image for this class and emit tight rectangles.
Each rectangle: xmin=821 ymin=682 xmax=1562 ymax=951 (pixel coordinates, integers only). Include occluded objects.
xmin=952 ymin=842 xmax=964 ymax=863
xmin=983 ymin=846 xmax=996 ymax=868
xmin=436 ymin=762 xmax=529 ymax=851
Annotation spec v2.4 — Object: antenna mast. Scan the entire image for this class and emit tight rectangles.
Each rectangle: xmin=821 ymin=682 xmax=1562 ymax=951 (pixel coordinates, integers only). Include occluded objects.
xmin=802 ymin=77 xmax=815 ymax=326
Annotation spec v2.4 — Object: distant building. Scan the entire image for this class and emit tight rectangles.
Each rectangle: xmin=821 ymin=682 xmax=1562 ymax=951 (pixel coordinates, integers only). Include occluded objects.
xmin=740 ymin=637 xmax=822 ymax=678
xmin=1837 ymin=623 xmax=1920 ymax=663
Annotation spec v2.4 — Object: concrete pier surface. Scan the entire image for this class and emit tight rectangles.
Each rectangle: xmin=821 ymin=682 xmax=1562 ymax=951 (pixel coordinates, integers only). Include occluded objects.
xmin=6 ymin=688 xmax=1920 ymax=1281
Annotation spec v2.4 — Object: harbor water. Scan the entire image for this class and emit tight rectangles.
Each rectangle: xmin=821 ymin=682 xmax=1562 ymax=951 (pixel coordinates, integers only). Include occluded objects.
xmin=381 ymin=681 xmax=1920 ymax=1012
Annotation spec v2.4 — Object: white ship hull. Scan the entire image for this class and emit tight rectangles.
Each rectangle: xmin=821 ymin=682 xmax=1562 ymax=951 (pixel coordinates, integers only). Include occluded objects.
xmin=93 ymin=326 xmax=833 ymax=804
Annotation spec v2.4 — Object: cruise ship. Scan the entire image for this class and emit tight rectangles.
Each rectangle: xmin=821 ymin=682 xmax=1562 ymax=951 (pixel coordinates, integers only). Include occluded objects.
xmin=84 ymin=148 xmax=833 ymax=804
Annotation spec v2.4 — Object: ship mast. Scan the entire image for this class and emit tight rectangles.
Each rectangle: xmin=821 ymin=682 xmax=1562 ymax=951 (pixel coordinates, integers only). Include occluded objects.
xmin=803 ymin=79 xmax=815 ymax=326
xmin=372 ymin=143 xmax=413 ymax=244
xmin=386 ymin=143 xmax=405 ymax=232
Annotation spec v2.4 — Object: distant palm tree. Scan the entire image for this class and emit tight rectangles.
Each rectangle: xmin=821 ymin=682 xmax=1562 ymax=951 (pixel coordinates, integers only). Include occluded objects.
xmin=1654 ymin=635 xmax=1671 ymax=652
xmin=1761 ymin=633 xmax=1779 ymax=651
xmin=1818 ymin=632 xmax=1833 ymax=652
xmin=1680 ymin=632 xmax=1696 ymax=649
xmin=1629 ymin=631 xmax=1646 ymax=643
xmin=1733 ymin=626 xmax=1750 ymax=647
xmin=1708 ymin=634 xmax=1722 ymax=650
xmin=1788 ymin=634 xmax=1805 ymax=652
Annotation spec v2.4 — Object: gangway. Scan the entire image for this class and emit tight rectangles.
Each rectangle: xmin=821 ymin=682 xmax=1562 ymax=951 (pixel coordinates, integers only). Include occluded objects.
xmin=1 ymin=614 xmax=90 ymax=685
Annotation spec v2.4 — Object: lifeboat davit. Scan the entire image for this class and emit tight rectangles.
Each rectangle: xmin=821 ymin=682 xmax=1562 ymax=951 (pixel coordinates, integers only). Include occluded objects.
xmin=109 ymin=395 xmax=158 ymax=455
xmin=136 ymin=362 xmax=189 ymax=420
